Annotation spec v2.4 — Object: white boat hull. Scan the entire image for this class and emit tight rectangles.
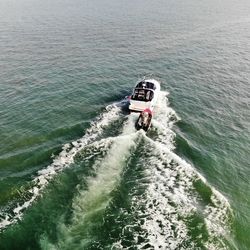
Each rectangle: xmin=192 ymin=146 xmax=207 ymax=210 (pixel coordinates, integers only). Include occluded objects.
xmin=129 ymin=79 xmax=160 ymax=112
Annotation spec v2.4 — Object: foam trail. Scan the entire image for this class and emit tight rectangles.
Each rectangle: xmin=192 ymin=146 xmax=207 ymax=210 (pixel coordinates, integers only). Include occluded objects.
xmin=156 ymin=92 xmax=231 ymax=236
xmin=45 ymin=115 xmax=139 ymax=249
xmin=152 ymin=91 xmax=180 ymax=150
xmin=139 ymin=140 xmax=231 ymax=249
xmin=140 ymin=92 xmax=231 ymax=249
xmin=114 ymin=91 xmax=232 ymax=249
xmin=0 ymin=104 xmax=121 ymax=231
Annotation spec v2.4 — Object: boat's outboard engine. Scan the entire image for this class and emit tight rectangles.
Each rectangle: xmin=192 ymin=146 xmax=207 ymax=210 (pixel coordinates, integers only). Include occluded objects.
xmin=135 ymin=108 xmax=152 ymax=131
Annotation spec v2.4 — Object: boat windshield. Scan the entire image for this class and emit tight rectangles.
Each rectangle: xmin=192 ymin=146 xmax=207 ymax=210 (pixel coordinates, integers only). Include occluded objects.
xmin=135 ymin=81 xmax=156 ymax=90
xmin=131 ymin=88 xmax=154 ymax=102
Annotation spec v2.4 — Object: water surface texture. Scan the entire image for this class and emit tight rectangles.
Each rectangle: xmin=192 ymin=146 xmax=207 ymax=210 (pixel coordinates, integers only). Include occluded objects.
xmin=0 ymin=0 xmax=250 ymax=249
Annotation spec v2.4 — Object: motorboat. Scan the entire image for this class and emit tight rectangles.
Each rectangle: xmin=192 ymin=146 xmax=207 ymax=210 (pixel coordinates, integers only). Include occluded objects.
xmin=129 ymin=79 xmax=160 ymax=112
xmin=135 ymin=108 xmax=152 ymax=131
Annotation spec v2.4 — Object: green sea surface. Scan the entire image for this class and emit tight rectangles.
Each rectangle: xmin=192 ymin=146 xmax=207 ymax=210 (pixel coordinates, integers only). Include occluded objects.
xmin=0 ymin=0 xmax=250 ymax=249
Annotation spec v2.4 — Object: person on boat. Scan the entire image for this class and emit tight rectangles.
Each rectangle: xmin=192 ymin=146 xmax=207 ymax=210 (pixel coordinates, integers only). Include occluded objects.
xmin=141 ymin=111 xmax=149 ymax=127
xmin=146 ymin=90 xmax=151 ymax=101
xmin=138 ymin=109 xmax=152 ymax=129
xmin=138 ymin=89 xmax=145 ymax=100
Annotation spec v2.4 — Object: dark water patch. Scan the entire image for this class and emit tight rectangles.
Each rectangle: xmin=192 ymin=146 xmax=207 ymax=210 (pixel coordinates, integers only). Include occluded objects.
xmin=95 ymin=88 xmax=131 ymax=107
xmin=46 ymin=122 xmax=89 ymax=141
xmin=184 ymin=212 xmax=208 ymax=249
xmin=233 ymin=212 xmax=250 ymax=250
xmin=0 ymin=122 xmax=90 ymax=180
xmin=0 ymin=177 xmax=29 ymax=207
xmin=0 ymin=169 xmax=80 ymax=250
xmin=175 ymin=132 xmax=215 ymax=174
xmin=0 ymin=147 xmax=58 ymax=175
xmin=193 ymin=179 xmax=213 ymax=206
xmin=0 ymin=121 xmax=89 ymax=157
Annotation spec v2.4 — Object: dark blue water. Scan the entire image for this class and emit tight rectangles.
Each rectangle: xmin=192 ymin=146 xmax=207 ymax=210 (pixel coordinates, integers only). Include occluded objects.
xmin=0 ymin=0 xmax=250 ymax=249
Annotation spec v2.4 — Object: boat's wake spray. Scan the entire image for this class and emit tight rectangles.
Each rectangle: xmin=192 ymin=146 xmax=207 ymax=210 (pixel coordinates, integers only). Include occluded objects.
xmin=0 ymin=104 xmax=122 ymax=231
